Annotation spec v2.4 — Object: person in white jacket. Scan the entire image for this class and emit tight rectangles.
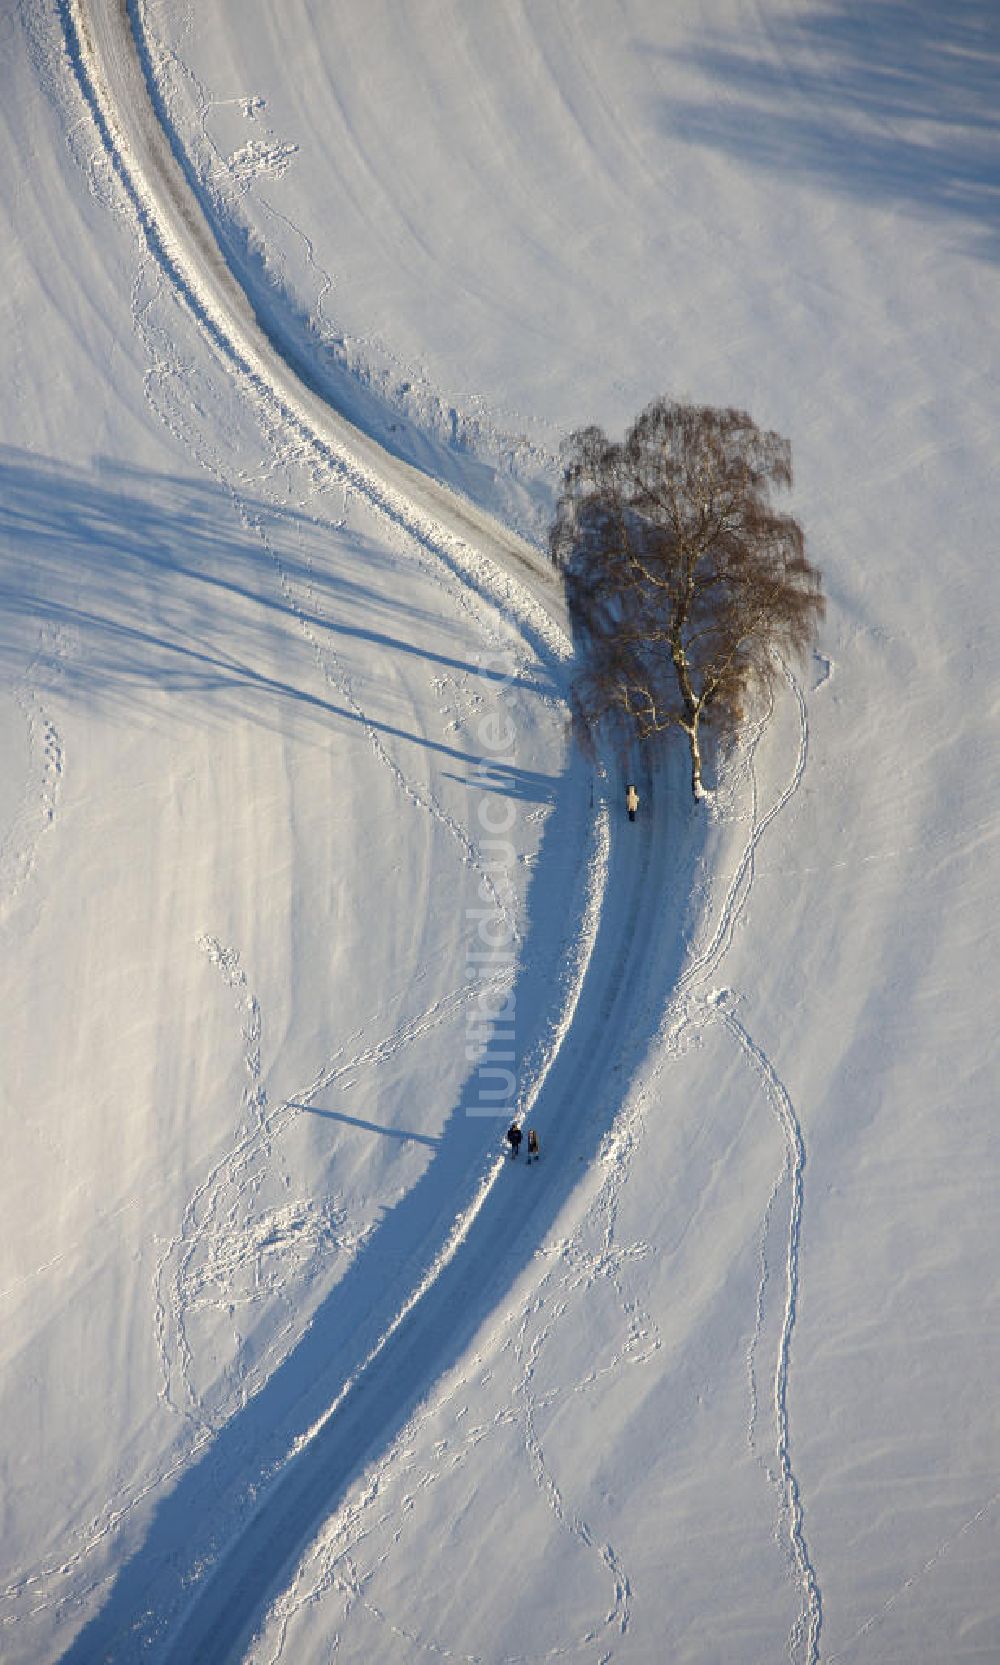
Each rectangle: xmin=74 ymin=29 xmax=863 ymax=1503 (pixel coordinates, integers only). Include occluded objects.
xmin=626 ymin=783 xmax=639 ymax=822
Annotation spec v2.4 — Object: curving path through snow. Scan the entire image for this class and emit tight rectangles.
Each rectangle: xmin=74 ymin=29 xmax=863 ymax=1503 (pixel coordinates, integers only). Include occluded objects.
xmin=51 ymin=2 xmax=699 ymax=1660
xmin=39 ymin=5 xmax=829 ymax=1659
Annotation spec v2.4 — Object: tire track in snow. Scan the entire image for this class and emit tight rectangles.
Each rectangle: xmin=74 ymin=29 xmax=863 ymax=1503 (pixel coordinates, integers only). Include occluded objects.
xmin=253 ymin=1123 xmax=660 ymax=1664
xmin=153 ymin=766 xmax=655 ymax=1665
xmin=255 ymin=1221 xmax=656 ymax=1665
xmin=45 ymin=0 xmax=821 ymax=1652
xmin=170 ymin=33 xmax=557 ymax=505
xmin=70 ymin=0 xmax=538 ymax=946
xmin=156 ymin=799 xmax=614 ymax=1665
xmin=126 ymin=245 xmax=525 ymax=934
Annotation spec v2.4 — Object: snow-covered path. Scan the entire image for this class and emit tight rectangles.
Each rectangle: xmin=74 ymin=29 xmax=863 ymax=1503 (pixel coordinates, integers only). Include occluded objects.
xmin=36 ymin=3 xmax=703 ymax=1659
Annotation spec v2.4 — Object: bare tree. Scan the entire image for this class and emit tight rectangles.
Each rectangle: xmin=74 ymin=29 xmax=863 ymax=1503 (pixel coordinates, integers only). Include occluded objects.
xmin=550 ymin=399 xmax=825 ymax=799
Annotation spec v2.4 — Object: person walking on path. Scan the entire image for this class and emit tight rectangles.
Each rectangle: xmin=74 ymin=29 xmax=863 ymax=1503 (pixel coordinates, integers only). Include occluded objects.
xmin=506 ymin=1122 xmax=523 ymax=1159
xmin=626 ymin=783 xmax=639 ymax=822
xmin=527 ymin=1129 xmax=540 ymax=1163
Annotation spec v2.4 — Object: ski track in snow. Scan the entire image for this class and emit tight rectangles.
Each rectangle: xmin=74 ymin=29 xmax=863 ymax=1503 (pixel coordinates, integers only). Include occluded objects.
xmin=825 ymin=1488 xmax=1000 ymax=1664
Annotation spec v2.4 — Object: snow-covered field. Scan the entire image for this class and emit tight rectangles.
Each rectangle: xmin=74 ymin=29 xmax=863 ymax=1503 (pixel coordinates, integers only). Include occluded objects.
xmin=2 ymin=2 xmax=998 ymax=1661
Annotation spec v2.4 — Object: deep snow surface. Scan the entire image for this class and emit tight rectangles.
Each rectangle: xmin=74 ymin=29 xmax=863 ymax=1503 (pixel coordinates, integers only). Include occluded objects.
xmin=2 ymin=2 xmax=999 ymax=1662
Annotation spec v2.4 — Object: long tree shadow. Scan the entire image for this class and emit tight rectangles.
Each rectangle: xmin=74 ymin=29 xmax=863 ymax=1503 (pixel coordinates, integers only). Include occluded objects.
xmin=0 ymin=449 xmax=555 ymax=802
xmin=651 ymin=0 xmax=1000 ymax=261
xmin=2 ymin=451 xmax=708 ymax=1663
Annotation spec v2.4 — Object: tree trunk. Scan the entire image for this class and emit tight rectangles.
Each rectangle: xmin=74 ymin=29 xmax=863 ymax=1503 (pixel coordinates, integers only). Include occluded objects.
xmin=671 ymin=636 xmax=706 ymax=801
xmin=682 ymin=717 xmax=706 ymax=801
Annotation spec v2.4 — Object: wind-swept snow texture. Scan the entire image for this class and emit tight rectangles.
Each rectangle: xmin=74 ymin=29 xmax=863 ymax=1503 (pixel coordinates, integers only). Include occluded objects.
xmin=2 ymin=1 xmax=1000 ymax=1663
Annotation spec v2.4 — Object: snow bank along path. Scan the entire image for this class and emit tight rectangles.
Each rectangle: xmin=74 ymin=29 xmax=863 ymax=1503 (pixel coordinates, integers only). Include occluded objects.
xmin=51 ymin=2 xmax=688 ymax=1659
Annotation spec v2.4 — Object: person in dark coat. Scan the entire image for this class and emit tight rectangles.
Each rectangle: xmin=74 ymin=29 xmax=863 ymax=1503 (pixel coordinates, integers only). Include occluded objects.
xmin=506 ymin=1122 xmax=522 ymax=1158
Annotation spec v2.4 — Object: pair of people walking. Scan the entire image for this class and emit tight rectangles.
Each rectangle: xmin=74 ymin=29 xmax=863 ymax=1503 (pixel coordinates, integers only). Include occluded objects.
xmin=506 ymin=1123 xmax=539 ymax=1162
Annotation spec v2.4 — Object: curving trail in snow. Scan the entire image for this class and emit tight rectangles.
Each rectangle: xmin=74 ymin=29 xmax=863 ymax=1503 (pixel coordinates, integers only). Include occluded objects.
xmin=34 ymin=4 xmax=825 ymax=1658
xmin=41 ymin=2 xmax=699 ymax=1661
xmin=42 ymin=4 xmax=823 ymax=1660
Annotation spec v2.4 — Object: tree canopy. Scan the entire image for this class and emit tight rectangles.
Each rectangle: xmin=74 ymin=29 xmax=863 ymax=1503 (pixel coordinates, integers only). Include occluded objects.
xmin=550 ymin=398 xmax=825 ymax=798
